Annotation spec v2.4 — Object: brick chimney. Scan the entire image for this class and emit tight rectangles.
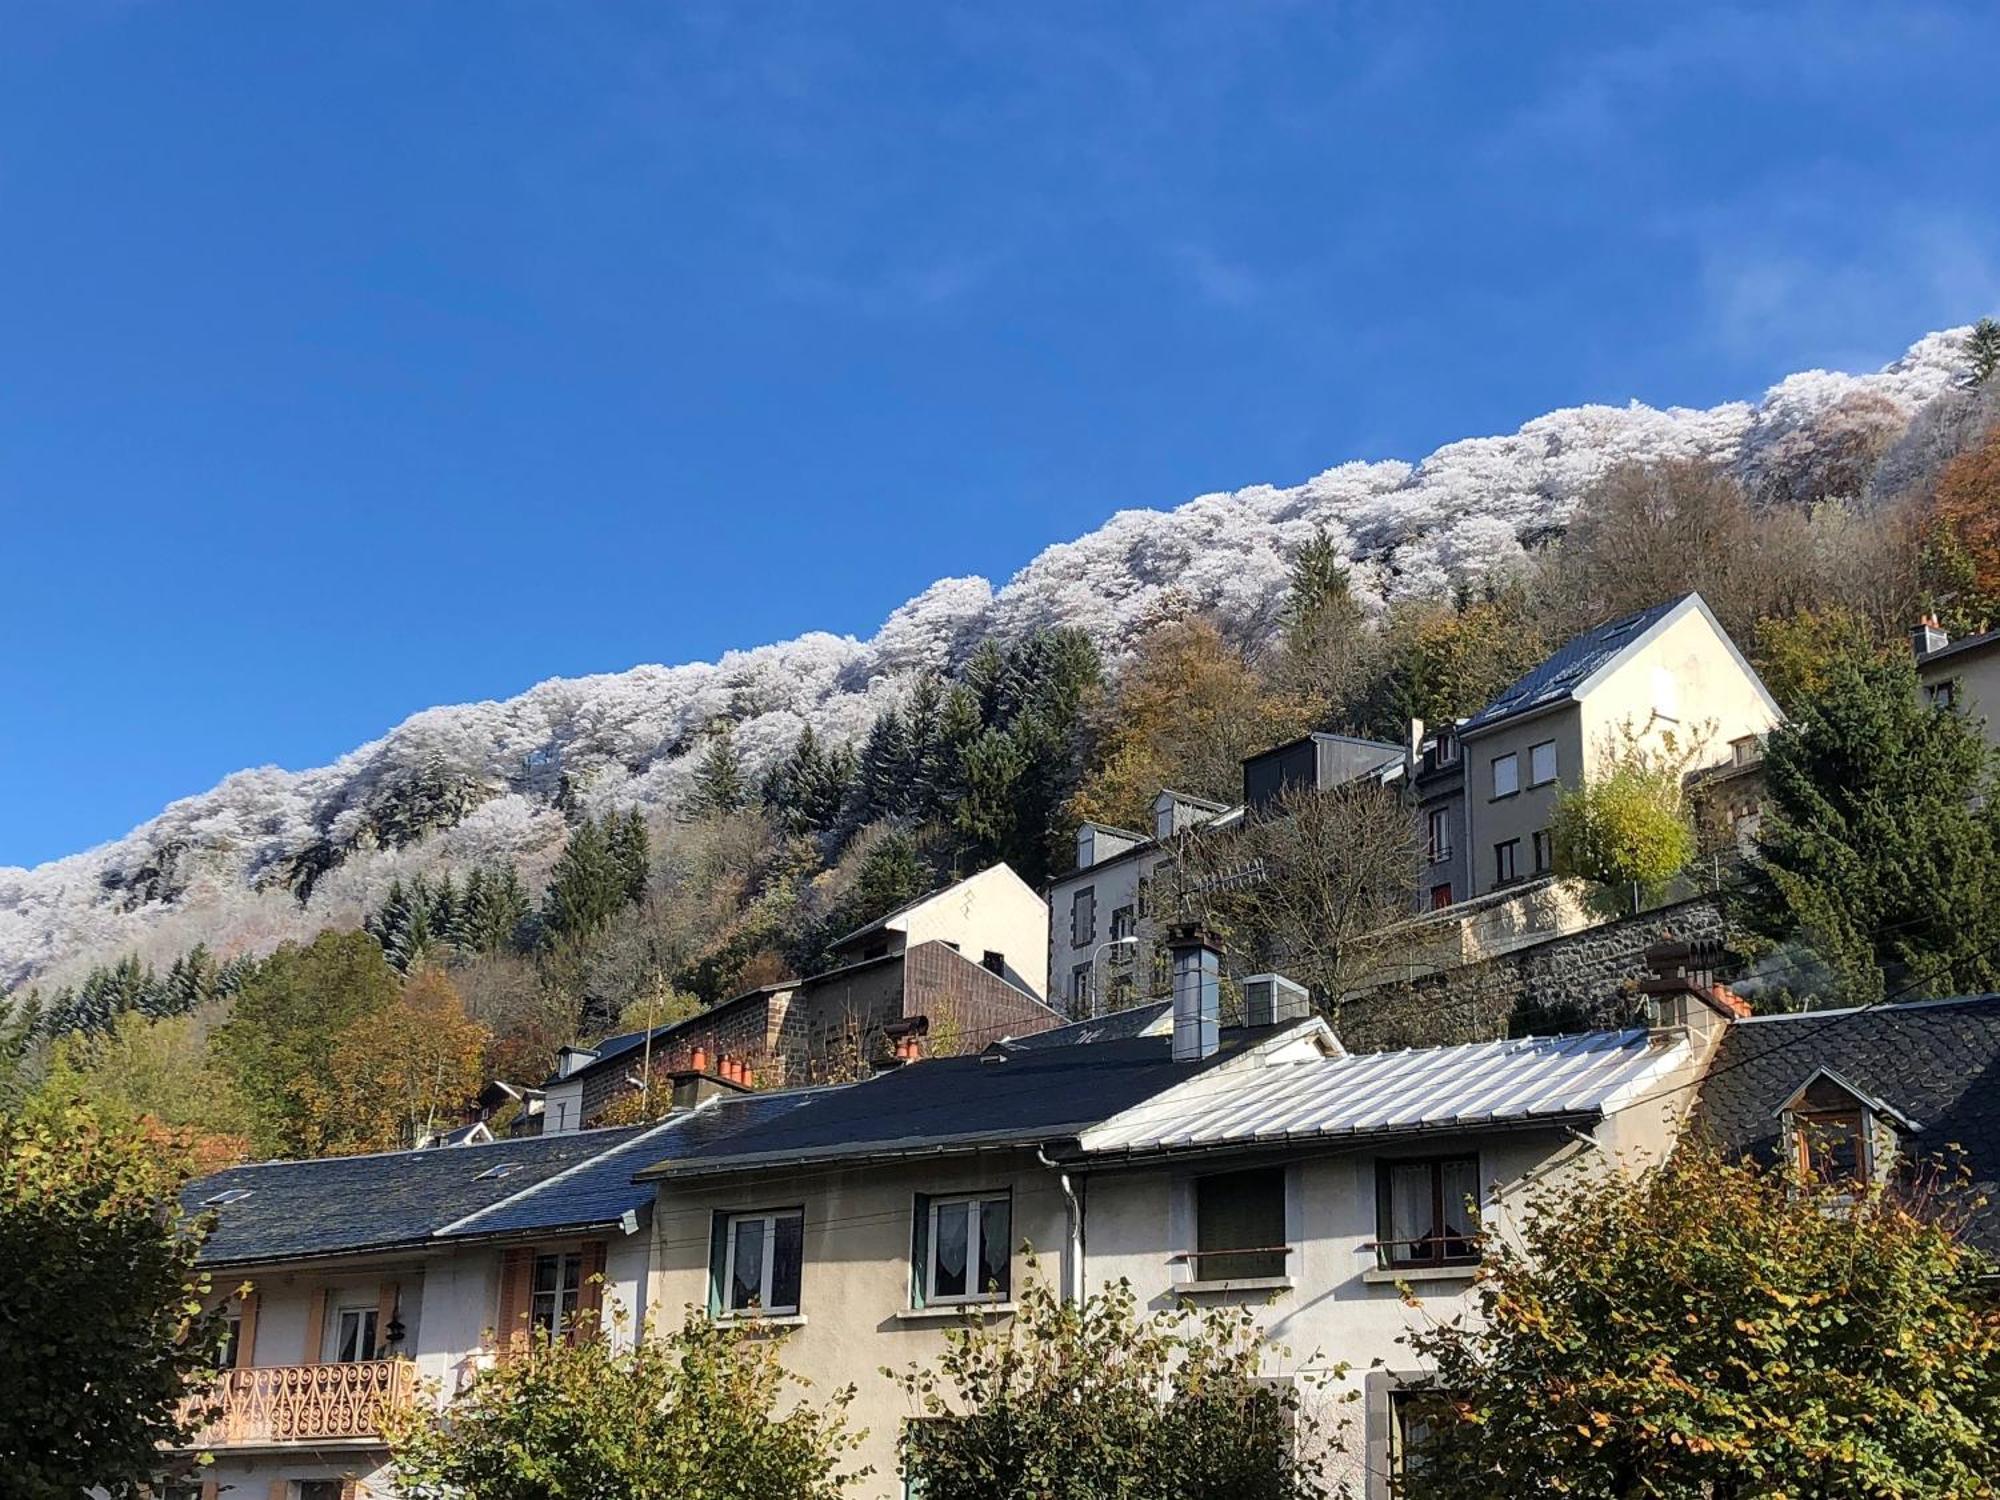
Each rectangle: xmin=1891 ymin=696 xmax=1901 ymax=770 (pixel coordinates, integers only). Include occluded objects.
xmin=1167 ymin=922 xmax=1221 ymax=1063
xmin=1640 ymin=937 xmax=1748 ymax=1050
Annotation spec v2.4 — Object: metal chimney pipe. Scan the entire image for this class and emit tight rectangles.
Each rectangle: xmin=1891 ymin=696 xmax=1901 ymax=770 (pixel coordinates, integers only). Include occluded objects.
xmin=1166 ymin=922 xmax=1220 ymax=1063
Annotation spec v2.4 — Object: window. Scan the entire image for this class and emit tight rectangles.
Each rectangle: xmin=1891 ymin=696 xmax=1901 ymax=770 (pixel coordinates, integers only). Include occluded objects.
xmin=1926 ymin=680 xmax=1960 ymax=712
xmin=333 ymin=1305 xmax=379 ymax=1363
xmin=1107 ymin=973 xmax=1134 ymax=1010
xmin=299 ymin=1484 xmax=344 ymax=1500
xmin=1528 ymin=740 xmax=1557 ymax=787
xmin=919 ymin=1193 xmax=1011 ymax=1304
xmin=1070 ymin=963 xmax=1093 ymax=1010
xmin=530 ymin=1252 xmax=583 ymax=1335
xmin=1731 ymin=734 xmax=1762 ymax=767
xmin=1424 ymin=807 xmax=1451 ymax=864
xmin=1390 ymin=1391 xmax=1454 ymax=1480
xmin=1795 ymin=1111 xmax=1868 ymax=1188
xmin=1493 ymin=839 xmax=1519 ymax=885
xmin=1531 ymin=828 xmax=1553 ymax=875
xmin=1376 ymin=1156 xmax=1480 ymax=1268
xmin=200 ymin=1187 xmax=254 ymax=1207
xmin=156 ymin=1484 xmax=204 ymax=1500
xmin=1490 ymin=752 xmax=1519 ymax=799
xmin=1434 ymin=728 xmax=1458 ymax=765
xmin=1193 ymin=1167 xmax=1287 ymax=1282
xmin=1070 ymin=886 xmax=1096 ymax=947
xmin=720 ymin=1210 xmax=804 ymax=1316
xmin=1110 ymin=903 xmax=1136 ymax=941
xmin=980 ymin=950 xmax=1005 ymax=977
xmin=1651 ymin=666 xmax=1679 ymax=720
xmin=1135 ymin=876 xmax=1152 ymax=919
xmin=1429 ymin=882 xmax=1453 ymax=911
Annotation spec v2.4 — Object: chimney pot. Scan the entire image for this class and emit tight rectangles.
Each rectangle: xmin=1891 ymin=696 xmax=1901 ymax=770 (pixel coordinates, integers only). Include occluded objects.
xmin=691 ymin=1045 xmax=709 ymax=1074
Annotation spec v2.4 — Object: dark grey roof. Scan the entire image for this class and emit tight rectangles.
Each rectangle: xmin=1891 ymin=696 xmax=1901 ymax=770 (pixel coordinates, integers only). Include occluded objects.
xmin=1459 ymin=596 xmax=1687 ymax=736
xmin=636 ymin=1023 xmax=1281 ymax=1180
xmin=1694 ymin=995 xmax=2000 ymax=1253
xmin=186 ymin=1125 xmax=655 ymax=1266
xmin=1917 ymin=626 xmax=2000 ymax=669
xmin=184 ymin=1091 xmax=824 ymax=1266
xmin=443 ymin=1090 xmax=825 ymax=1240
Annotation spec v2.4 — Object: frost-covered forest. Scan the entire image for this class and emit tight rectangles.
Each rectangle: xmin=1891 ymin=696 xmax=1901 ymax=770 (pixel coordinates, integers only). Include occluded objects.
xmin=0 ymin=323 xmax=1989 ymax=1005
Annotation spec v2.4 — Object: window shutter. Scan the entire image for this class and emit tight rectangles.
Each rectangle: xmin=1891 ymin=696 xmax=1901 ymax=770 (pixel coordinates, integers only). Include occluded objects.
xmin=496 ymin=1248 xmax=534 ymax=1359
xmin=574 ymin=1239 xmax=608 ymax=1340
xmin=266 ymin=1481 xmax=288 ymax=1500
xmin=302 ymin=1289 xmax=327 ymax=1365
xmin=909 ymin=1195 xmax=931 ymax=1310
xmin=706 ymin=1215 xmax=730 ymax=1319
xmin=340 ymin=1480 xmax=359 ymax=1500
xmin=374 ymin=1282 xmax=399 ymax=1360
xmin=199 ymin=1483 xmax=219 ymax=1500
xmin=236 ymin=1287 xmax=260 ymax=1369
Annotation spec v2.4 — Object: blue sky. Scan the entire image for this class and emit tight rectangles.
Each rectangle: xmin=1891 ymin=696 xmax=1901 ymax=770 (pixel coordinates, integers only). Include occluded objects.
xmin=3 ymin=1 xmax=1997 ymax=867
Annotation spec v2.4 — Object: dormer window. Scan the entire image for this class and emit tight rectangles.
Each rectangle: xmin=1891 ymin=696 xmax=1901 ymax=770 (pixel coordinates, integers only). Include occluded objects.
xmin=1776 ymin=1068 xmax=1916 ymax=1195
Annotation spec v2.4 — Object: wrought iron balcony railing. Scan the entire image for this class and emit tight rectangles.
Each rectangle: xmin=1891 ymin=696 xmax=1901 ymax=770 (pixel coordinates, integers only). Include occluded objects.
xmin=174 ymin=1360 xmax=418 ymax=1448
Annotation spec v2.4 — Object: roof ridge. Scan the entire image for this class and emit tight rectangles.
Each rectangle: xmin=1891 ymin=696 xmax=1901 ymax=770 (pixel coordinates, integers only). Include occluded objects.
xmin=435 ymin=1111 xmax=694 ymax=1237
xmin=1733 ymin=993 xmax=2000 ymax=1024
xmin=200 ymin=1121 xmax=651 ymax=1174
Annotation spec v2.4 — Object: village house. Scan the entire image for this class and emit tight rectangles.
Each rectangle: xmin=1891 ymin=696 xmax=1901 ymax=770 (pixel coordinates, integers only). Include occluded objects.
xmin=160 ymin=1090 xmax=804 ymax=1500
xmin=537 ymin=862 xmax=1059 ymax=1130
xmin=632 ymin=927 xmax=1737 ymax=1499
xmin=1913 ymin=615 xmax=2000 ymax=743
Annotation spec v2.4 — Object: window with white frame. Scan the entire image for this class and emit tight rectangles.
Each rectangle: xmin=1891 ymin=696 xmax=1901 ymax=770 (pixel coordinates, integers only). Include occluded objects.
xmin=1532 ymin=828 xmax=1553 ymax=875
xmin=1425 ymin=807 xmax=1451 ymax=864
xmin=721 ymin=1210 xmax=804 ymax=1316
xmin=530 ymin=1251 xmax=583 ymax=1335
xmin=918 ymin=1193 xmax=1011 ymax=1305
xmin=216 ymin=1310 xmax=241 ymax=1369
xmin=332 ymin=1304 xmax=378 ymax=1363
xmin=1528 ymin=739 xmax=1557 ymax=787
xmin=1390 ymin=1390 xmax=1454 ymax=1480
xmin=1493 ymin=839 xmax=1519 ymax=885
xmin=1490 ymin=752 xmax=1519 ymax=799
xmin=1193 ymin=1167 xmax=1288 ymax=1282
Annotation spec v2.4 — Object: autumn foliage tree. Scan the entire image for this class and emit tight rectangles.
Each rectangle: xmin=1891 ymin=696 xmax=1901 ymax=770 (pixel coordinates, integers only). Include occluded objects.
xmin=1402 ymin=1146 xmax=2000 ymax=1498
xmin=1929 ymin=423 xmax=2000 ymax=614
xmin=1 ymin=1097 xmax=225 ymax=1499
xmin=387 ymin=1307 xmax=866 ymax=1500
xmin=308 ymin=967 xmax=492 ymax=1153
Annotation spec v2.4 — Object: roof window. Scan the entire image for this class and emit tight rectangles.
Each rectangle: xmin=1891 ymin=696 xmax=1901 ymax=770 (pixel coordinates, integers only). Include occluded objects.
xmin=473 ymin=1161 xmax=522 ymax=1181
xmin=200 ymin=1188 xmax=254 ymax=1207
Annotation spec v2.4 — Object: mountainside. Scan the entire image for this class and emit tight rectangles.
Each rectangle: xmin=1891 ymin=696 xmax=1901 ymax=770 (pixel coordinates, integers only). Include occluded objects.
xmin=0 ymin=328 xmax=1977 ymax=990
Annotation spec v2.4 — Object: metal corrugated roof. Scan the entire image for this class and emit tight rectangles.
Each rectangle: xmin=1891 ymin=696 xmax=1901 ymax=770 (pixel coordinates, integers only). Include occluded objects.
xmin=1079 ymin=1028 xmax=1686 ymax=1156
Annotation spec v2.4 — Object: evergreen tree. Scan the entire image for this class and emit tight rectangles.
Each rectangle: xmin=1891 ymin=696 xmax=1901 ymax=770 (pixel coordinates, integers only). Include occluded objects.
xmin=764 ymin=727 xmax=854 ymax=838
xmin=543 ymin=815 xmax=630 ymax=943
xmin=1738 ymin=652 xmax=2000 ymax=1002
xmin=431 ymin=871 xmax=464 ymax=951
xmin=610 ymin=808 xmax=651 ymax=904
xmin=1966 ymin=316 xmax=2000 ymax=387
xmin=902 ymin=673 xmax=950 ymax=811
xmin=842 ymin=830 xmax=929 ymax=936
xmin=856 ymin=705 xmax=915 ymax=822
xmin=467 ymin=866 xmax=532 ymax=953
xmin=161 ymin=942 xmax=220 ymax=1016
xmin=688 ymin=724 xmax=747 ymax=817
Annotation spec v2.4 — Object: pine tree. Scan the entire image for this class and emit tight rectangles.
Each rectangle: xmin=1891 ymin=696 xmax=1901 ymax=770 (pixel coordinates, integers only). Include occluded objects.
xmin=902 ymin=673 xmax=949 ymax=812
xmin=543 ymin=815 xmax=629 ymax=943
xmin=1966 ymin=316 xmax=2000 ymax=387
xmin=857 ymin=706 xmax=914 ymax=822
xmin=432 ymin=871 xmax=464 ymax=951
xmin=1738 ymin=652 xmax=2000 ymax=1002
xmin=610 ymin=809 xmax=651 ymax=904
xmin=689 ymin=725 xmax=747 ymax=817
xmin=843 ymin=831 xmax=929 ymax=936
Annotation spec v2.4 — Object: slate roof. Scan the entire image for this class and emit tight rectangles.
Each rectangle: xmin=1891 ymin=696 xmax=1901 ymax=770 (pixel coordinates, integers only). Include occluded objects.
xmin=1079 ymin=1027 xmax=1688 ymax=1157
xmin=1459 ymin=595 xmax=1686 ymax=736
xmin=636 ymin=1023 xmax=1285 ymax=1180
xmin=1006 ymin=1001 xmax=1171 ymax=1050
xmin=184 ymin=1091 xmax=820 ymax=1266
xmin=1694 ymin=995 xmax=2000 ymax=1252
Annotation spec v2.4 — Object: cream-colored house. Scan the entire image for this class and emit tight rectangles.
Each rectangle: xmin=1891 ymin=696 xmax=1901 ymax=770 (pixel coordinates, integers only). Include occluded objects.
xmin=1453 ymin=593 xmax=1780 ymax=898
xmin=1913 ymin=616 xmax=2000 ymax=744
xmin=634 ymin=931 xmax=1737 ymax=1498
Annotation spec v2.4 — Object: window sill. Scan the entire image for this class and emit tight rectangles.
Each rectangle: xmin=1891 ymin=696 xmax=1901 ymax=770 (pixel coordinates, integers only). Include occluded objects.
xmin=896 ymin=1301 xmax=1015 ymax=1322
xmin=1362 ymin=1265 xmax=1478 ymax=1286
xmin=1487 ymin=791 xmax=1519 ymax=803
xmin=1175 ymin=1275 xmax=1295 ymax=1296
xmin=716 ymin=1312 xmax=808 ymax=1328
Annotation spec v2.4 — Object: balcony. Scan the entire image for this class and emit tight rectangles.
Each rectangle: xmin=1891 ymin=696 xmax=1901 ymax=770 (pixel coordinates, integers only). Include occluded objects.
xmin=174 ymin=1360 xmax=419 ymax=1449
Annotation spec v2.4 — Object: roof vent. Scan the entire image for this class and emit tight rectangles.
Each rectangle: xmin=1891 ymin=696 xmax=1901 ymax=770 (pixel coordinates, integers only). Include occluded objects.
xmin=200 ymin=1187 xmax=254 ymax=1207
xmin=473 ymin=1161 xmax=522 ymax=1181
xmin=1242 ymin=973 xmax=1312 ymax=1027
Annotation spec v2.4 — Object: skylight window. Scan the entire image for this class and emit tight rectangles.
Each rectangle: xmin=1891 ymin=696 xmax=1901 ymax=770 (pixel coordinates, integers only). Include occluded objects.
xmin=201 ymin=1188 xmax=254 ymax=1207
xmin=474 ymin=1162 xmax=522 ymax=1182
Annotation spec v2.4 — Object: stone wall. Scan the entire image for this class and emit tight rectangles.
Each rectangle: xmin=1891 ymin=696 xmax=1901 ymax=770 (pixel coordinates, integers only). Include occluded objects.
xmin=1336 ymin=894 xmax=1729 ymax=1053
